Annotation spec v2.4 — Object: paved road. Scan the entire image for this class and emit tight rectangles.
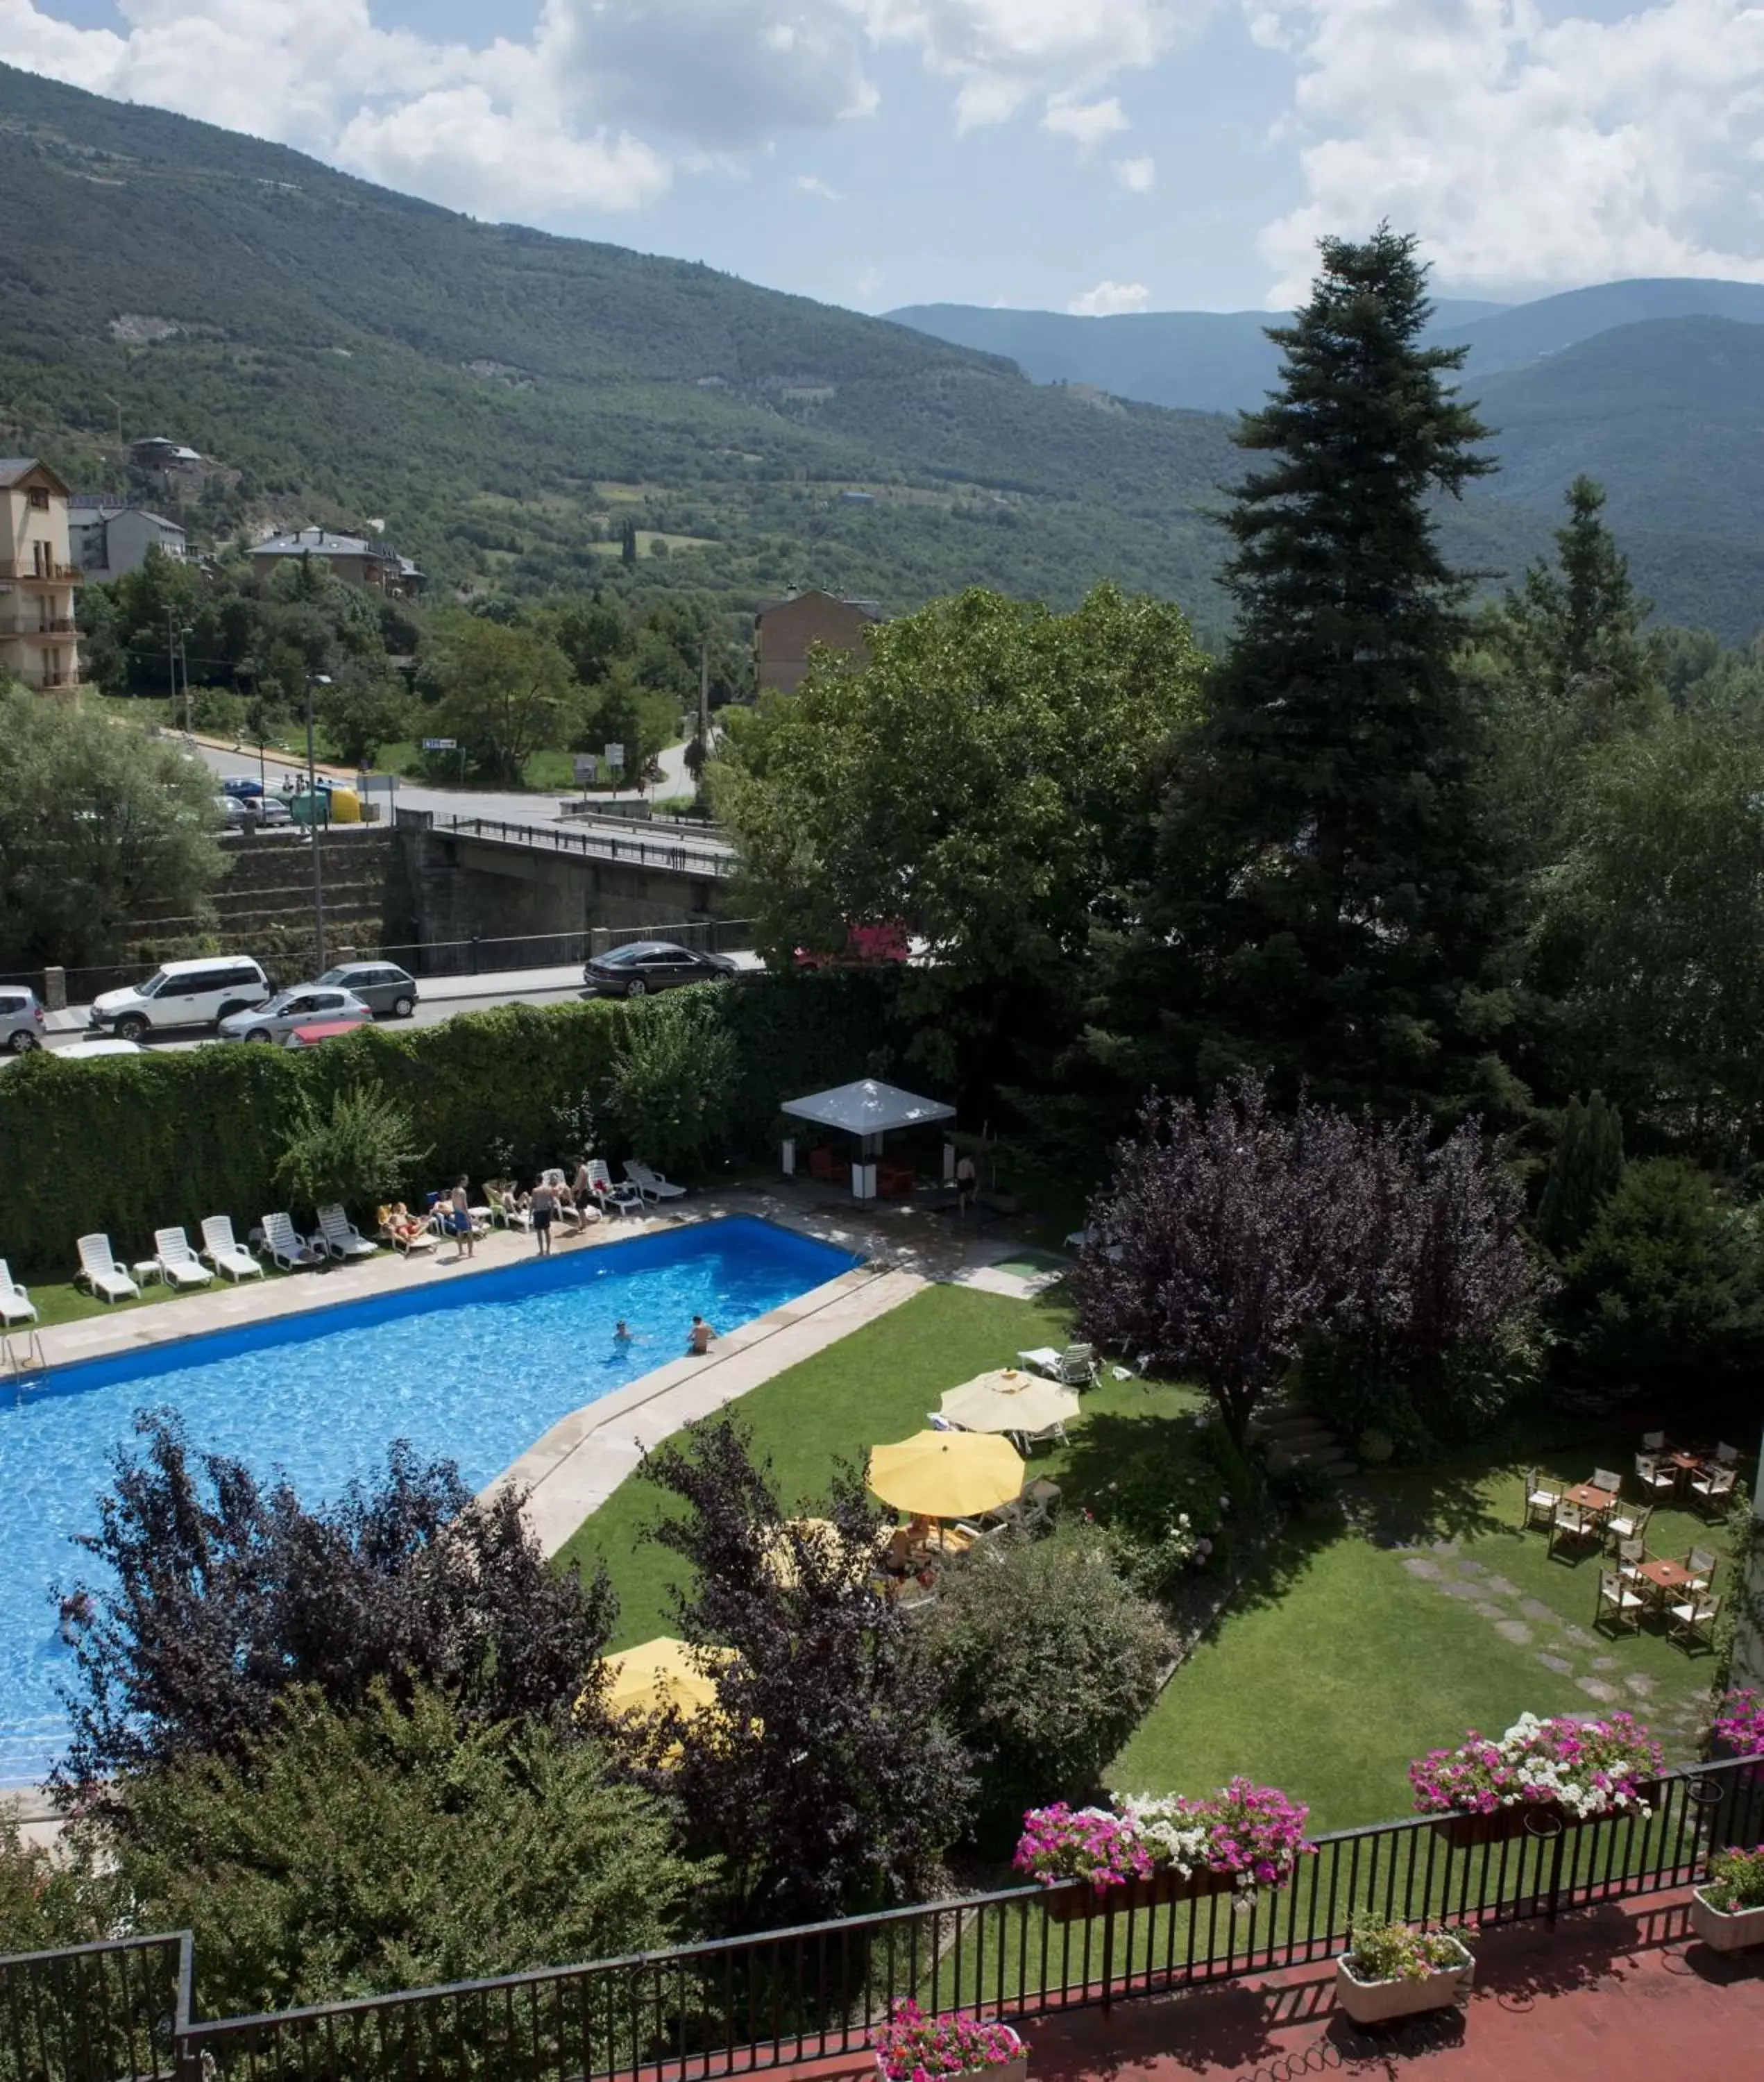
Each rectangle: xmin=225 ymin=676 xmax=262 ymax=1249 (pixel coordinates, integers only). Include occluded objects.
xmin=189 ymin=738 xmax=696 ymax=829
xmin=35 ymin=957 xmax=763 ymax=1054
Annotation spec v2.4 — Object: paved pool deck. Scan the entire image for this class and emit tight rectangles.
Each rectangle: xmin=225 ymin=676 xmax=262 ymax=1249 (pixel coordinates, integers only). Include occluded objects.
xmin=20 ymin=1182 xmax=1065 ymax=1562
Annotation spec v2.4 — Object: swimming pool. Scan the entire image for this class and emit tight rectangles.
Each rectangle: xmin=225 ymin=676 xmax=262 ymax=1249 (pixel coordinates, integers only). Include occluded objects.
xmin=0 ymin=1217 xmax=856 ymax=1785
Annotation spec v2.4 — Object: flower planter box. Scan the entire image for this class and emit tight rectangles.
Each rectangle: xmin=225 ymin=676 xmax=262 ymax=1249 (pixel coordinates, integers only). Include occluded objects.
xmin=877 ymin=2026 xmax=1025 ymax=2082
xmin=1042 ymin=1868 xmax=1236 ymax=1923
xmin=1690 ymin=1888 xmax=1764 ymax=1954
xmin=1334 ymin=1941 xmax=1475 ymax=2026
xmin=1432 ymin=1784 xmax=1661 ymax=1850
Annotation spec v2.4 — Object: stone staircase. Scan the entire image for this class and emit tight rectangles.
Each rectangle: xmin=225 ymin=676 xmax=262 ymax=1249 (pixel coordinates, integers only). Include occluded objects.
xmin=1248 ymin=1395 xmax=1358 ymax=1480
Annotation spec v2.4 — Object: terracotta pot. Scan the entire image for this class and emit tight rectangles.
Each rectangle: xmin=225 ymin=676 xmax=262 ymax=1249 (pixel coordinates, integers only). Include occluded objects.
xmin=1042 ymin=1868 xmax=1237 ymax=1923
xmin=1690 ymin=1888 xmax=1764 ymax=1953
xmin=1334 ymin=1942 xmax=1474 ymax=2026
xmin=876 ymin=2026 xmax=1026 ymax=2082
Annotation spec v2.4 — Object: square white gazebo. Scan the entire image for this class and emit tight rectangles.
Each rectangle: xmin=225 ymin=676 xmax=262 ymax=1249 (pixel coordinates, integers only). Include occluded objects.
xmin=781 ymin=1078 xmax=956 ymax=1201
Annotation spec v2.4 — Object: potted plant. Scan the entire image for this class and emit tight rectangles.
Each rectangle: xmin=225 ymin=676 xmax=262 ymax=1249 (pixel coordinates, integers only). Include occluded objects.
xmin=873 ymin=2002 xmax=1027 ymax=2082
xmin=1016 ymin=1782 xmax=1314 ymax=1921
xmin=1410 ymin=1711 xmax=1663 ymax=1845
xmin=1711 ymin=1689 xmax=1764 ymax=1765
xmin=1690 ymin=1845 xmax=1764 ymax=1953
xmin=1335 ymin=1920 xmax=1475 ymax=2026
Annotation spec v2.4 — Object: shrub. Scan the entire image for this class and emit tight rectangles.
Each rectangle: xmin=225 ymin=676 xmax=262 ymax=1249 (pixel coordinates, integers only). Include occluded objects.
xmin=605 ymin=988 xmax=738 ymax=1174
xmin=0 ymin=1812 xmax=108 ymax=1956
xmin=924 ymin=1527 xmax=1174 ymax=1834
xmin=1703 ymin=1845 xmax=1764 ymax=1914
xmin=58 ymin=1414 xmax=616 ymax=1789
xmin=1566 ymin=1158 xmax=1764 ymax=1386
xmin=272 ymin=1080 xmax=427 ymax=1217
xmin=1343 ymin=1920 xmax=1471 ymax=1983
xmin=103 ymin=1682 xmax=703 ymax=2018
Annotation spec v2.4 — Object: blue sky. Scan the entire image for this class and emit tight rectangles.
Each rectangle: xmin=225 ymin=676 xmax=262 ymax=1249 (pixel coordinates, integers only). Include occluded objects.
xmin=10 ymin=1 xmax=1764 ymax=314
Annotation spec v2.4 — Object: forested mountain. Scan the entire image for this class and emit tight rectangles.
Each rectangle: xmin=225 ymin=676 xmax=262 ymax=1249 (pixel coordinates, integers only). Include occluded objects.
xmin=0 ymin=63 xmax=1243 ymax=629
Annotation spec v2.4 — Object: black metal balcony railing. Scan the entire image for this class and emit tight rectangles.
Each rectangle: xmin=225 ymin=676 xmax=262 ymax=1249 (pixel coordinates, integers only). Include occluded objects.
xmin=2 ymin=1757 xmax=1759 ymax=2082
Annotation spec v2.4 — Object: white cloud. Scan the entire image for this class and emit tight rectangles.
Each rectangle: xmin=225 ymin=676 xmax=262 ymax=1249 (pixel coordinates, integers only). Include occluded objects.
xmin=1257 ymin=0 xmax=1764 ymax=301
xmin=1114 ymin=153 xmax=1156 ymax=192
xmin=795 ymin=172 xmax=845 ymax=199
xmin=856 ymin=264 xmax=887 ymax=300
xmin=1068 ymin=279 xmax=1151 ymax=315
xmin=1042 ymin=94 xmax=1130 ymax=149
xmin=861 ymin=0 xmax=1198 ymax=129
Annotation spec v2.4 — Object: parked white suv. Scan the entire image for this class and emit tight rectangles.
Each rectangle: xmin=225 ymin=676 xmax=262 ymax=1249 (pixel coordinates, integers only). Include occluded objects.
xmin=90 ymin=956 xmax=272 ymax=1041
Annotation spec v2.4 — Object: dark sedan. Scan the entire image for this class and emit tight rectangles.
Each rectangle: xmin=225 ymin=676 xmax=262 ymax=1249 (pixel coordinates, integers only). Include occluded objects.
xmin=583 ymin=942 xmax=737 ymax=999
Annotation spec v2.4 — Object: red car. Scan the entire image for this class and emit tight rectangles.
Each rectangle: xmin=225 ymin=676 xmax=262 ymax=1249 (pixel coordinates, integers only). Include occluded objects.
xmin=793 ymin=921 xmax=911 ymax=970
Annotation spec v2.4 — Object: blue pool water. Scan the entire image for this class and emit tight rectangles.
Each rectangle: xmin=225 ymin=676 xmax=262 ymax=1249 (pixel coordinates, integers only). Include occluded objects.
xmin=0 ymin=1217 xmax=855 ymax=1784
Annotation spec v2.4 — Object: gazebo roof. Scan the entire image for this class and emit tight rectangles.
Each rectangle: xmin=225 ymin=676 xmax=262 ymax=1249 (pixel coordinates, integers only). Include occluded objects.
xmin=781 ymin=1078 xmax=956 ymax=1137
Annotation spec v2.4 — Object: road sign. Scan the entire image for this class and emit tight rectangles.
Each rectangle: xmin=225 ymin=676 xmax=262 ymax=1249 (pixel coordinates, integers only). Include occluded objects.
xmin=574 ymin=755 xmax=599 ymax=784
xmin=422 ymin=738 xmax=457 ymax=751
xmin=605 ymin=742 xmax=625 ymax=770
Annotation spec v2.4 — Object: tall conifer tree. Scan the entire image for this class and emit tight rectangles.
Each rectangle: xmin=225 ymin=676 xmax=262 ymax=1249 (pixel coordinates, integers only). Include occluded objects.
xmin=1098 ymin=227 xmax=1511 ymax=1115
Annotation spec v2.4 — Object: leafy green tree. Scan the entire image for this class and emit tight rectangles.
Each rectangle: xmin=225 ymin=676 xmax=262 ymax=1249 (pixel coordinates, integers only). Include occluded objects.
xmin=1098 ymin=228 xmax=1508 ymax=1117
xmin=550 ymin=594 xmax=634 ymax=685
xmin=1534 ymin=707 xmax=1764 ymax=1144
xmin=273 ymin=1081 xmax=428 ymax=1217
xmin=0 ymin=682 xmax=223 ymax=968
xmin=1534 ymin=1092 xmax=1626 ymax=1260
xmin=605 ymin=992 xmax=738 ymax=1172
xmin=716 ymin=582 xmax=1204 ymax=1078
xmin=105 ymin=1684 xmax=703 ymax=2017
xmin=431 ymin=615 xmax=582 ymax=784
xmin=316 ymin=659 xmax=414 ymax=768
xmin=577 ymin=662 xmax=677 ymax=781
xmin=925 ymin=1528 xmax=1173 ymax=1836
xmin=1566 ymin=1158 xmax=1764 ymax=1387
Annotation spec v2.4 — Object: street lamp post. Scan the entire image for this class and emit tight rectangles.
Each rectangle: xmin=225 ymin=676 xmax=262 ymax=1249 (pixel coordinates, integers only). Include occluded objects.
xmin=306 ymin=674 xmax=332 ymax=972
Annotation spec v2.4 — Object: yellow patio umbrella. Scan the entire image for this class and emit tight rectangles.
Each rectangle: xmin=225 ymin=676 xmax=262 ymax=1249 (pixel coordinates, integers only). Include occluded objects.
xmin=588 ymin=1636 xmax=736 ymax=1721
xmin=939 ymin=1367 xmax=1079 ymax=1438
xmin=867 ymin=1429 xmax=1024 ymax=1521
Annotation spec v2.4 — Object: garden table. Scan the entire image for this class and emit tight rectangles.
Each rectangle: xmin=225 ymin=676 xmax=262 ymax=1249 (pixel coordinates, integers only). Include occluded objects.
xmin=1631 ymin=1556 xmax=1697 ymax=1608
xmin=1563 ymin=1481 xmax=1619 ymax=1516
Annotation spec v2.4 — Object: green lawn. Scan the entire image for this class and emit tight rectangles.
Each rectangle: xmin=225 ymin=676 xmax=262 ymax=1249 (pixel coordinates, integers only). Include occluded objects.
xmin=15 ymin=1263 xmax=303 ymax=1330
xmin=552 ymin=1283 xmax=1741 ymax=1829
xmin=1113 ymin=1453 xmax=1740 ymax=1832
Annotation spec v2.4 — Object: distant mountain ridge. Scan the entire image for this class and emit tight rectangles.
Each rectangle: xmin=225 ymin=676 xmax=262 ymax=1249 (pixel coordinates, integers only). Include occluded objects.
xmin=890 ymin=280 xmax=1764 ymax=415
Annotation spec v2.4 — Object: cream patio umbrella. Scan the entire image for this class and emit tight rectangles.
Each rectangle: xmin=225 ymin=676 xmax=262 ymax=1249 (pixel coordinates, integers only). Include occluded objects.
xmin=759 ymin=1516 xmax=881 ymax=1589
xmin=867 ymin=1430 xmax=1025 ymax=1522
xmin=938 ymin=1367 xmax=1080 ymax=1439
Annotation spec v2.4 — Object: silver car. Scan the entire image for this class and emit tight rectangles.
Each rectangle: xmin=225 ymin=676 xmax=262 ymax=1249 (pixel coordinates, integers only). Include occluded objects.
xmin=0 ymin=987 xmax=44 ymax=1054
xmin=218 ymin=985 xmax=373 ymax=1044
xmin=314 ymin=961 xmax=418 ymax=1017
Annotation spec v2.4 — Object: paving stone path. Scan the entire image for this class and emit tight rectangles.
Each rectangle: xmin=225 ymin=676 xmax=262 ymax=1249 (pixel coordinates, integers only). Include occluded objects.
xmin=1382 ymin=1530 xmax=1711 ymax=1755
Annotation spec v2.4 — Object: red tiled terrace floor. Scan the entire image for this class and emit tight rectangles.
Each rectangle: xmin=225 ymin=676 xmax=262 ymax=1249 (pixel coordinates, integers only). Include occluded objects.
xmin=1013 ymin=1888 xmax=1763 ymax=2081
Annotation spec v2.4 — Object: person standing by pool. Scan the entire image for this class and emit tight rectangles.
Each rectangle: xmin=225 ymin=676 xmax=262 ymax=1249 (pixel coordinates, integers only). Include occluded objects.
xmin=450 ymin=1176 xmax=477 ymax=1260
xmin=529 ymin=1176 xmax=557 ymax=1256
xmin=688 ymin=1314 xmax=717 ymax=1356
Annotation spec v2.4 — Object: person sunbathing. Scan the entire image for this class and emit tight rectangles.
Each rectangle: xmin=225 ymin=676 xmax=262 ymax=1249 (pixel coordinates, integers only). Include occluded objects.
xmin=378 ymin=1201 xmax=427 ymax=1246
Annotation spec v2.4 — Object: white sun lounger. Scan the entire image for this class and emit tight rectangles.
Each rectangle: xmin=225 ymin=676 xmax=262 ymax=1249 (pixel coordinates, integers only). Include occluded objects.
xmin=316 ymin=1205 xmax=378 ymax=1262
xmin=76 ymin=1233 xmax=139 ymax=1305
xmin=625 ymin=1159 xmax=686 ymax=1203
xmin=153 ymin=1226 xmax=214 ymax=1289
xmin=199 ymin=1214 xmax=264 ymax=1282
xmin=0 ymin=1260 xmax=37 ymax=1326
xmin=262 ymin=1212 xmax=323 ymax=1271
xmin=588 ymin=1159 xmax=643 ymax=1213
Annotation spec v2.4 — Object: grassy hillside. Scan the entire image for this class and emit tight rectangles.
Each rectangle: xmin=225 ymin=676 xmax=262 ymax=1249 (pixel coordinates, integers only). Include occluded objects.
xmin=0 ymin=64 xmax=1235 ymax=629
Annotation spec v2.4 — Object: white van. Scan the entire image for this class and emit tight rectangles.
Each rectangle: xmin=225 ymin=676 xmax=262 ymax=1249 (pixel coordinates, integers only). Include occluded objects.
xmin=90 ymin=956 xmax=272 ymax=1041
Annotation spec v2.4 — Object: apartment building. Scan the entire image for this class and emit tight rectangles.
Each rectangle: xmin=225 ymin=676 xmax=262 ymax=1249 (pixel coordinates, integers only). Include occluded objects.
xmin=753 ymin=589 xmax=883 ymax=695
xmin=0 ymin=459 xmax=82 ymax=692
xmin=67 ymin=497 xmax=188 ymax=579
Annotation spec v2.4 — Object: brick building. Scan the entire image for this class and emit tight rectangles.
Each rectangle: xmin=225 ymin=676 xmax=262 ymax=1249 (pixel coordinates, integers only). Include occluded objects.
xmin=753 ymin=589 xmax=883 ymax=695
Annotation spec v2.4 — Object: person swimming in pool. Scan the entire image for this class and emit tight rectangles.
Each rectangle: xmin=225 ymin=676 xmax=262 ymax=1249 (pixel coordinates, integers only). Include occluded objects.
xmin=614 ymin=1320 xmax=633 ymax=1343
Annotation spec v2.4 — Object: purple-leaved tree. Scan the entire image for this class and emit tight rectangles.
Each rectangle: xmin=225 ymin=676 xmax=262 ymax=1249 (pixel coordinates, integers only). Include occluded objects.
xmin=1076 ymin=1080 xmax=1545 ymax=1443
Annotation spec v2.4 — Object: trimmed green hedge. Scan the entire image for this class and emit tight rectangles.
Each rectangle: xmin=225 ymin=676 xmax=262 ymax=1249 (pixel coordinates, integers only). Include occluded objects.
xmin=0 ymin=974 xmax=901 ymax=1275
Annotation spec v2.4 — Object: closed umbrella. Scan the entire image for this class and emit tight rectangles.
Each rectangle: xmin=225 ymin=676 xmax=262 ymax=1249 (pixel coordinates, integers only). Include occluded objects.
xmin=867 ymin=1430 xmax=1024 ymax=1521
xmin=939 ymin=1367 xmax=1079 ymax=1438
